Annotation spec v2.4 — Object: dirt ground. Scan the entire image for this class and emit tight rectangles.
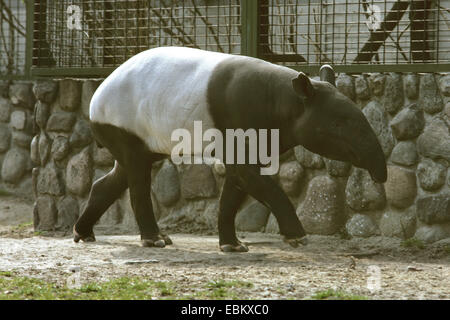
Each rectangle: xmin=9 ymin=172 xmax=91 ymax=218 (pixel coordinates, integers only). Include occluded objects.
xmin=0 ymin=195 xmax=449 ymax=300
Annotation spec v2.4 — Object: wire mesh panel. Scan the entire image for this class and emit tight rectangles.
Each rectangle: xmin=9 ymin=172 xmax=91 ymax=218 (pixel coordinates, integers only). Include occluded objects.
xmin=0 ymin=0 xmax=28 ymax=76
xmin=33 ymin=0 xmax=241 ymax=69
xmin=259 ymin=0 xmax=450 ymax=67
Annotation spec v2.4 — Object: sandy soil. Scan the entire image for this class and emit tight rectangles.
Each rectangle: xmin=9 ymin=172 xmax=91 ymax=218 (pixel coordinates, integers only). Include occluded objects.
xmin=0 ymin=195 xmax=449 ymax=300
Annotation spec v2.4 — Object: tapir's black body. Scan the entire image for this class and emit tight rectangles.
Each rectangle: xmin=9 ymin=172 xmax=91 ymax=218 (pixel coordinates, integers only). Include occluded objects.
xmin=74 ymin=47 xmax=387 ymax=252
xmin=207 ymin=58 xmax=301 ymax=153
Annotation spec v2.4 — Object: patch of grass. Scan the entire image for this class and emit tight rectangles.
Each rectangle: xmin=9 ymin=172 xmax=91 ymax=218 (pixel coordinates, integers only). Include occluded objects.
xmin=0 ymin=272 xmax=254 ymax=300
xmin=311 ymin=289 xmax=368 ymax=300
xmin=206 ymin=279 xmax=253 ymax=289
xmin=79 ymin=283 xmax=101 ymax=293
xmin=209 ymin=287 xmax=229 ymax=299
xmin=0 ymin=271 xmax=13 ymax=277
xmin=444 ymin=245 xmax=450 ymax=254
xmin=0 ymin=272 xmax=180 ymax=300
xmin=0 ymin=189 xmax=11 ymax=197
xmin=401 ymin=238 xmax=426 ymax=250
xmin=189 ymin=279 xmax=254 ymax=300
xmin=12 ymin=221 xmax=33 ymax=232
xmin=154 ymin=281 xmax=175 ymax=297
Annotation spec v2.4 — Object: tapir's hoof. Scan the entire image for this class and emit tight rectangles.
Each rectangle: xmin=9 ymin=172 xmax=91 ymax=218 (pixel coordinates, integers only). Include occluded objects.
xmin=161 ymin=233 xmax=173 ymax=245
xmin=220 ymin=243 xmax=249 ymax=253
xmin=73 ymin=226 xmax=96 ymax=243
xmin=283 ymin=236 xmax=308 ymax=248
xmin=142 ymin=239 xmax=165 ymax=248
xmin=141 ymin=234 xmax=172 ymax=248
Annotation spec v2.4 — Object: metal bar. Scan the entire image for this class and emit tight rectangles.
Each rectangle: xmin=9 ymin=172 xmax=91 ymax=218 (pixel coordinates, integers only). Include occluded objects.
xmin=206 ymin=1 xmax=208 ymax=50
xmin=240 ymin=0 xmax=259 ymax=57
xmin=31 ymin=66 xmax=115 ymax=77
xmin=283 ymin=0 xmax=286 ymax=55
xmin=332 ymin=0 xmax=335 ymax=64
xmin=287 ymin=63 xmax=450 ymax=74
xmin=357 ymin=0 xmax=361 ymax=62
xmin=24 ymin=0 xmax=34 ymax=78
xmin=264 ymin=54 xmax=312 ymax=63
xmin=319 ymin=0 xmax=323 ymax=64
xmin=384 ymin=0 xmax=387 ymax=64
xmin=436 ymin=0 xmax=440 ymax=63
xmin=307 ymin=0 xmax=311 ymax=64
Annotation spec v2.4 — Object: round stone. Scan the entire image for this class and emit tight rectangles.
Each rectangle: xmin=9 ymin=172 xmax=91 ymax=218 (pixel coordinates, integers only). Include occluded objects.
xmin=362 ymin=101 xmax=395 ymax=157
xmin=379 ymin=209 xmax=416 ymax=239
xmin=390 ymin=141 xmax=418 ymax=166
xmin=355 ymin=75 xmax=370 ymax=100
xmin=1 ymin=148 xmax=29 ymax=184
xmin=180 ymin=164 xmax=217 ymax=199
xmin=345 ymin=214 xmax=377 ymax=238
xmin=153 ymin=161 xmax=181 ymax=207
xmin=345 ymin=168 xmax=386 ymax=212
xmin=417 ymin=118 xmax=450 ymax=162
xmin=390 ymin=103 xmax=424 ymax=140
xmin=66 ymin=147 xmax=92 ymax=196
xmin=404 ymin=73 xmax=419 ymax=100
xmin=384 ymin=166 xmax=417 ymax=209
xmin=336 ymin=74 xmax=355 ymax=101
xmin=368 ymin=73 xmax=386 ymax=96
xmin=0 ymin=124 xmax=11 ymax=152
xmin=294 ymin=145 xmax=324 ymax=169
xmin=33 ymin=80 xmax=58 ymax=104
xmin=278 ymin=161 xmax=304 ymax=196
xmin=419 ymin=74 xmax=444 ymax=114
xmin=297 ymin=175 xmax=344 ymax=235
xmin=51 ymin=136 xmax=70 ymax=161
xmin=417 ymin=158 xmax=446 ymax=191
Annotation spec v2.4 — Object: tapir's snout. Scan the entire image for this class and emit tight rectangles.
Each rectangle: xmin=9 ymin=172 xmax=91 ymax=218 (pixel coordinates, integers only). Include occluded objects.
xmin=350 ymin=116 xmax=387 ymax=183
xmin=370 ymin=169 xmax=387 ymax=184
xmin=366 ymin=148 xmax=387 ymax=183
xmin=294 ymin=65 xmax=387 ymax=184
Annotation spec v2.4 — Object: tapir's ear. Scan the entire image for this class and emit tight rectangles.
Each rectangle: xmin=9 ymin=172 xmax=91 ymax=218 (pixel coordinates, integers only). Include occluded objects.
xmin=319 ymin=64 xmax=336 ymax=87
xmin=292 ymin=72 xmax=314 ymax=98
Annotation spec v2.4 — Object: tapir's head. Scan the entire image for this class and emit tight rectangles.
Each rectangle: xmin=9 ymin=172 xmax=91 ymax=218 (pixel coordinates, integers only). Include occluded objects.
xmin=290 ymin=65 xmax=387 ymax=183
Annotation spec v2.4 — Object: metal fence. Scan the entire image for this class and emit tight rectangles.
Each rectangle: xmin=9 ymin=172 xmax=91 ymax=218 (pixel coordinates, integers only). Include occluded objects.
xmin=258 ymin=0 xmax=450 ymax=72
xmin=1 ymin=0 xmax=450 ymax=79
xmin=0 ymin=0 xmax=31 ymax=78
xmin=33 ymin=0 xmax=241 ymax=76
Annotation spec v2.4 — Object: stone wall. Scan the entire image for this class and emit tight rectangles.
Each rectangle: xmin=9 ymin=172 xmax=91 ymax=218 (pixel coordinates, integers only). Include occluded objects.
xmin=0 ymin=81 xmax=35 ymax=197
xmin=28 ymin=79 xmax=140 ymax=233
xmin=1 ymin=73 xmax=449 ymax=243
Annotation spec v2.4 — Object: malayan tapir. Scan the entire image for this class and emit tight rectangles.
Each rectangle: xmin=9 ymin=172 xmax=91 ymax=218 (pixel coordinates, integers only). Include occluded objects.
xmin=73 ymin=46 xmax=387 ymax=252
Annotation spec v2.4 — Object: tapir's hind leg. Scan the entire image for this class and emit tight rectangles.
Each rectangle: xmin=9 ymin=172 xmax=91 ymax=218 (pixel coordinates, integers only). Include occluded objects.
xmin=74 ymin=122 xmax=171 ymax=247
xmin=74 ymin=161 xmax=127 ymax=242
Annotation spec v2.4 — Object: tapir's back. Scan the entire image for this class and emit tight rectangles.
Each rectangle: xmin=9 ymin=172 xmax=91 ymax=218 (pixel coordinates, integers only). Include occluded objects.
xmin=89 ymin=47 xmax=233 ymax=154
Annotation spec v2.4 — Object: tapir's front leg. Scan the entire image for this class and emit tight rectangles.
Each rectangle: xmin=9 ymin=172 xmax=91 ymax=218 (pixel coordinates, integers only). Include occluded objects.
xmin=126 ymin=155 xmax=172 ymax=248
xmin=218 ymin=176 xmax=248 ymax=252
xmin=222 ymin=165 xmax=307 ymax=251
